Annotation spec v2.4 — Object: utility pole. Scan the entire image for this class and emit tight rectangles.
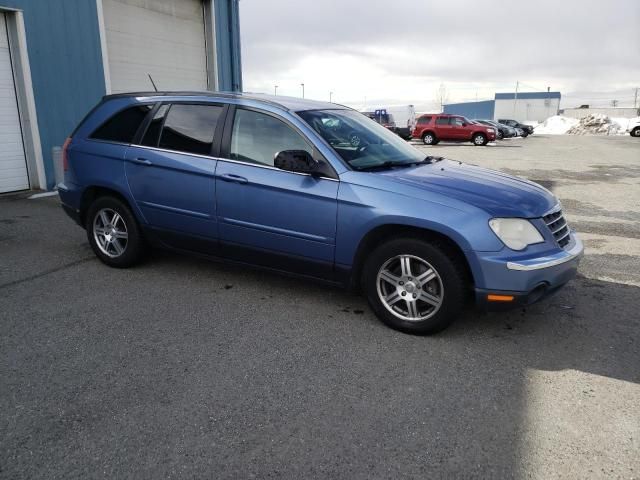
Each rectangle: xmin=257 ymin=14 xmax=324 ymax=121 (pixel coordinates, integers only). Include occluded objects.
xmin=513 ymin=80 xmax=519 ymax=117
xmin=634 ymin=87 xmax=638 ymax=109
xmin=300 ymin=83 xmax=305 ymax=99
xmin=329 ymin=91 xmax=333 ymax=103
xmin=274 ymin=85 xmax=278 ymax=96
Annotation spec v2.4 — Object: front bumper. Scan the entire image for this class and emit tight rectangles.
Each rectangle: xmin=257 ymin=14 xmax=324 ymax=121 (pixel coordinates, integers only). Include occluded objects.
xmin=473 ymin=234 xmax=584 ymax=311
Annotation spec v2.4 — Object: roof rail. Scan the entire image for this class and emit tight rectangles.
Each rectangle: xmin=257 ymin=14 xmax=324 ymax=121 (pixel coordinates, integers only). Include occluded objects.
xmin=101 ymin=91 xmax=289 ymax=110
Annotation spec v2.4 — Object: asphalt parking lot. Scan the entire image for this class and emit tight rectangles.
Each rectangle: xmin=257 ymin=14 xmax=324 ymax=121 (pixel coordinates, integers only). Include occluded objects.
xmin=1 ymin=135 xmax=639 ymax=479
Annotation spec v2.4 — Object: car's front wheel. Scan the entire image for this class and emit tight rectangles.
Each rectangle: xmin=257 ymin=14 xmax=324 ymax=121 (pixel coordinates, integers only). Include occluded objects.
xmin=362 ymin=238 xmax=467 ymax=334
xmin=497 ymin=130 xmax=504 ymax=140
xmin=472 ymin=133 xmax=487 ymax=146
xmin=86 ymin=196 xmax=145 ymax=268
xmin=631 ymin=127 xmax=640 ymax=137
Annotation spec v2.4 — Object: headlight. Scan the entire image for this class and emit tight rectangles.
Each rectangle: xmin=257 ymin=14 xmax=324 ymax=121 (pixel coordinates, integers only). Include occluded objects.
xmin=489 ymin=218 xmax=544 ymax=250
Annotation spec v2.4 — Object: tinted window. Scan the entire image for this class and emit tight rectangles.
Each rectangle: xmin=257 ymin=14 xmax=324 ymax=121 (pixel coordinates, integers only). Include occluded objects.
xmin=230 ymin=109 xmax=312 ymax=167
xmin=451 ymin=117 xmax=465 ymax=126
xmin=141 ymin=104 xmax=169 ymax=147
xmin=417 ymin=116 xmax=432 ymax=125
xmin=435 ymin=117 xmax=449 ymax=125
xmin=158 ymin=104 xmax=223 ymax=155
xmin=91 ymin=105 xmax=152 ymax=143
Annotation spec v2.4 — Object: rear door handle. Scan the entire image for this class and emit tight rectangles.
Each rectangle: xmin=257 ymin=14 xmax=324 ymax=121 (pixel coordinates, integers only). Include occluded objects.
xmin=219 ymin=173 xmax=248 ymax=184
xmin=131 ymin=157 xmax=153 ymax=166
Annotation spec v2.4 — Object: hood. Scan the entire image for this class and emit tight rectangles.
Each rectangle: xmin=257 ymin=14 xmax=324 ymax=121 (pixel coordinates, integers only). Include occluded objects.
xmin=376 ymin=159 xmax=557 ymax=218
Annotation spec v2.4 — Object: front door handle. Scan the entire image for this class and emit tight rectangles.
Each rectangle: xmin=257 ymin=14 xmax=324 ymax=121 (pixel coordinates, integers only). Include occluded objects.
xmin=219 ymin=173 xmax=248 ymax=184
xmin=131 ymin=157 xmax=153 ymax=166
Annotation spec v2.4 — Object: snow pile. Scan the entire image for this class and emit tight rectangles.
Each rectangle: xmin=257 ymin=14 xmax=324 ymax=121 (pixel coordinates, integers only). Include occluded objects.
xmin=534 ymin=115 xmax=579 ymax=135
xmin=566 ymin=114 xmax=629 ymax=135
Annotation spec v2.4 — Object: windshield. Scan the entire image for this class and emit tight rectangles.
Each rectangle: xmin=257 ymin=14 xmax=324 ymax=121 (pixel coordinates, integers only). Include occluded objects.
xmin=297 ymin=109 xmax=425 ymax=170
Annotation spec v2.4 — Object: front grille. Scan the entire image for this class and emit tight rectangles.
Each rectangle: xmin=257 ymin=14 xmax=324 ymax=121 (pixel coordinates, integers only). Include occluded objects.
xmin=543 ymin=209 xmax=571 ymax=248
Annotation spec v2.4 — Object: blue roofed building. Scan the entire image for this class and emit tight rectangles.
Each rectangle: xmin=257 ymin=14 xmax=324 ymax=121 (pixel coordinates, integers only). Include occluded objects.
xmin=0 ymin=0 xmax=242 ymax=193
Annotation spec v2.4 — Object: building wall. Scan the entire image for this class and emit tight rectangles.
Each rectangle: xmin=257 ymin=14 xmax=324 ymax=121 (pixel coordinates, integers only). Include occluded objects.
xmin=214 ymin=0 xmax=242 ymax=91
xmin=561 ymin=107 xmax=640 ymax=119
xmin=1 ymin=0 xmax=107 ymax=189
xmin=494 ymin=98 xmax=560 ymax=123
xmin=0 ymin=0 xmax=242 ymax=190
xmin=494 ymin=92 xmax=561 ymax=123
xmin=443 ymin=100 xmax=495 ymax=120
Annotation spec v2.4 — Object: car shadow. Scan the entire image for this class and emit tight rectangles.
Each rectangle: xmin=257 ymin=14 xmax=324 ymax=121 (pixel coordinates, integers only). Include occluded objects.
xmin=2 ymin=205 xmax=638 ymax=479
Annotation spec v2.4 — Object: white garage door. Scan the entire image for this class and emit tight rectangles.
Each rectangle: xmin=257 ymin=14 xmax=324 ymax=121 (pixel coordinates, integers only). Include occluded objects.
xmin=0 ymin=13 xmax=29 ymax=193
xmin=103 ymin=0 xmax=208 ymax=93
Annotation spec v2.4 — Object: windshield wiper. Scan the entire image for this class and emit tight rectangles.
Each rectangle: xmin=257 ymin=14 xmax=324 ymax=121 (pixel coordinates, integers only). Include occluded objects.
xmin=355 ymin=156 xmax=444 ymax=172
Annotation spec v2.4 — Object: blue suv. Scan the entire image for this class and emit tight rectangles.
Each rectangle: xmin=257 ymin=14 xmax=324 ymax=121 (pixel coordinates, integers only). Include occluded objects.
xmin=58 ymin=92 xmax=583 ymax=334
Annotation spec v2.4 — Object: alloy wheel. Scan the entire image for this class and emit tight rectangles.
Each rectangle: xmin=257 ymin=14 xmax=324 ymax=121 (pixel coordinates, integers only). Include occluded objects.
xmin=376 ymin=254 xmax=444 ymax=321
xmin=93 ymin=208 xmax=128 ymax=258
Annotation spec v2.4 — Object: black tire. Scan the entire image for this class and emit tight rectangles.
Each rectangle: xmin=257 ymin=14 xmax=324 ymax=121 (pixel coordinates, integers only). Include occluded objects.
xmin=497 ymin=130 xmax=504 ymax=140
xmin=362 ymin=238 xmax=467 ymax=335
xmin=521 ymin=131 xmax=529 ymax=138
xmin=472 ymin=133 xmax=487 ymax=146
xmin=631 ymin=127 xmax=640 ymax=137
xmin=86 ymin=195 xmax=145 ymax=268
xmin=422 ymin=131 xmax=437 ymax=145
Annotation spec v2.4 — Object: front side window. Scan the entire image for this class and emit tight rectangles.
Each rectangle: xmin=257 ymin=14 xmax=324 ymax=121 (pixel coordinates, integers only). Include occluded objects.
xmin=230 ymin=109 xmax=312 ymax=166
xmin=451 ymin=117 xmax=465 ymax=126
xmin=91 ymin=105 xmax=153 ymax=143
xmin=298 ymin=109 xmax=425 ymax=171
xmin=158 ymin=104 xmax=223 ymax=155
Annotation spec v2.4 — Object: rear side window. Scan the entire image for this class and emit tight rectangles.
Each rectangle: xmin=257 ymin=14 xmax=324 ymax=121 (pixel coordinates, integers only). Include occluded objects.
xmin=417 ymin=116 xmax=432 ymax=125
xmin=158 ymin=104 xmax=223 ymax=155
xmin=435 ymin=117 xmax=449 ymax=125
xmin=90 ymin=105 xmax=153 ymax=143
xmin=141 ymin=104 xmax=169 ymax=147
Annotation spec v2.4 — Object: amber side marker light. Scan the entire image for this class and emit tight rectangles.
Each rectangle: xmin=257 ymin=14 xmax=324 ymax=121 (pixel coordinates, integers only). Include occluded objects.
xmin=487 ymin=294 xmax=515 ymax=302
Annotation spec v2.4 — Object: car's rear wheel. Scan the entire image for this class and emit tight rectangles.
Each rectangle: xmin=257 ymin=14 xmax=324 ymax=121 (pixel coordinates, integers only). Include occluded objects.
xmin=631 ymin=127 xmax=640 ymax=137
xmin=86 ymin=196 xmax=145 ymax=268
xmin=472 ymin=133 xmax=487 ymax=146
xmin=422 ymin=132 xmax=436 ymax=145
xmin=362 ymin=238 xmax=466 ymax=334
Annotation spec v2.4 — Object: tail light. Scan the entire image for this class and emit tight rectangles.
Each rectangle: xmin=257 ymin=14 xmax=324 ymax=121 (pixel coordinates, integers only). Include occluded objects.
xmin=62 ymin=137 xmax=72 ymax=171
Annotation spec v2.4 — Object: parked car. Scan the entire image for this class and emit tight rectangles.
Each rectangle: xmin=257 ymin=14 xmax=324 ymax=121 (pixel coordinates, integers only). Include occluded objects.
xmin=412 ymin=114 xmax=497 ymax=146
xmin=628 ymin=118 xmax=640 ymax=137
xmin=363 ymin=105 xmax=416 ymax=140
xmin=474 ymin=119 xmax=516 ymax=140
xmin=497 ymin=119 xmax=534 ymax=137
xmin=59 ymin=92 xmax=583 ymax=334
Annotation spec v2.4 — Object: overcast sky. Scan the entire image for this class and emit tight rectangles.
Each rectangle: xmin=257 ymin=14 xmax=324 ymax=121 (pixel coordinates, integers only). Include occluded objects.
xmin=239 ymin=0 xmax=640 ymax=111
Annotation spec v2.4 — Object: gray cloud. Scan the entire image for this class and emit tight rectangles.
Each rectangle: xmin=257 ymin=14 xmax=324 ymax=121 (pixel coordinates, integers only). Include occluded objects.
xmin=240 ymin=0 xmax=640 ymax=106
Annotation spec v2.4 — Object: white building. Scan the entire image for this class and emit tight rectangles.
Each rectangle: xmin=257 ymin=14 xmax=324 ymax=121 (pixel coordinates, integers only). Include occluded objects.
xmin=493 ymin=92 xmax=561 ymax=123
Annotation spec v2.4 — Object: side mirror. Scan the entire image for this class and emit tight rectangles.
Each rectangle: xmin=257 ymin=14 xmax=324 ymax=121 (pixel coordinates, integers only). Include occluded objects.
xmin=274 ymin=150 xmax=318 ymax=175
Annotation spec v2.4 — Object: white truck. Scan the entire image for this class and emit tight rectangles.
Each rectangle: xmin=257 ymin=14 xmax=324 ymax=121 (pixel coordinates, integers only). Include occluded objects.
xmin=362 ymin=105 xmax=416 ymax=140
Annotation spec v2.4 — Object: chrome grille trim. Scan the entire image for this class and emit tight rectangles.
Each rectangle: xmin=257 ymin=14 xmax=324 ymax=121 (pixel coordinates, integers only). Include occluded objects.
xmin=543 ymin=207 xmax=571 ymax=248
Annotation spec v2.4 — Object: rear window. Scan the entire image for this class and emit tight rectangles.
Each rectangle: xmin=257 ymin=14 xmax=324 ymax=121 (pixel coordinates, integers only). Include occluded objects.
xmin=435 ymin=117 xmax=449 ymax=125
xmin=417 ymin=116 xmax=432 ymax=125
xmin=158 ymin=104 xmax=224 ymax=155
xmin=90 ymin=105 xmax=153 ymax=143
